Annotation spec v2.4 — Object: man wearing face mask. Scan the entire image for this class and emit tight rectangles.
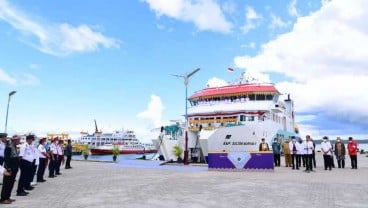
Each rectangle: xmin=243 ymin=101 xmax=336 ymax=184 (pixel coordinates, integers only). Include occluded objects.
xmin=347 ymin=137 xmax=358 ymax=169
xmin=304 ymin=135 xmax=314 ymax=172
xmin=289 ymin=136 xmax=298 ymax=170
xmin=321 ymin=136 xmax=332 ymax=171
xmin=334 ymin=137 xmax=346 ymax=168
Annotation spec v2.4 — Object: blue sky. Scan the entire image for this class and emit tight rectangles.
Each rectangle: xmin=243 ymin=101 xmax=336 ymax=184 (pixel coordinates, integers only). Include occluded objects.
xmin=0 ymin=0 xmax=367 ymax=141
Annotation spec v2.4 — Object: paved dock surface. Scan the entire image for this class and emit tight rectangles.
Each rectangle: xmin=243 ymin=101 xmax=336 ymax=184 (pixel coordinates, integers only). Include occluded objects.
xmin=1 ymin=153 xmax=368 ymax=208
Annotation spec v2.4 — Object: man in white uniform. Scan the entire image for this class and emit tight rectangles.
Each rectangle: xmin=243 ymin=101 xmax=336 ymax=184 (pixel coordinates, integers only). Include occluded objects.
xmin=321 ymin=136 xmax=332 ymax=171
xmin=304 ymin=135 xmax=314 ymax=172
xmin=16 ymin=135 xmax=36 ymax=196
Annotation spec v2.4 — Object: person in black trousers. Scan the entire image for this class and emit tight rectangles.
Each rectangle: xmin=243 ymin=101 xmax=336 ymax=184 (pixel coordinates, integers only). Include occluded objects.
xmin=17 ymin=135 xmax=36 ymax=196
xmin=48 ymin=138 xmax=57 ymax=178
xmin=37 ymin=138 xmax=47 ymax=182
xmin=0 ymin=134 xmax=20 ymax=204
xmin=65 ymin=140 xmax=72 ymax=169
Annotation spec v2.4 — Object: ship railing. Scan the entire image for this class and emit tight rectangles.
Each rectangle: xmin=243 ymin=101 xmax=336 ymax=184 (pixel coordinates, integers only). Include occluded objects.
xmin=189 ymin=118 xmax=237 ymax=124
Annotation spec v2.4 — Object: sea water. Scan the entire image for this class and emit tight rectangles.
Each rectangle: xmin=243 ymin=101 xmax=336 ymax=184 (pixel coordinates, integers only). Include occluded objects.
xmin=73 ymin=153 xmax=156 ymax=161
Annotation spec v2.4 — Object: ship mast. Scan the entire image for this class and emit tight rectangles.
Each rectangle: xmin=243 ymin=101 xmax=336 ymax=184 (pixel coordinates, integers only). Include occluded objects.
xmin=94 ymin=119 xmax=99 ymax=134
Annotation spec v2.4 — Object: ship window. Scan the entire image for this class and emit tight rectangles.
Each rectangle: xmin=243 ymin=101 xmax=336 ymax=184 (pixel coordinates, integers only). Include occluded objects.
xmin=249 ymin=95 xmax=255 ymax=100
xmin=257 ymin=94 xmax=266 ymax=100
xmin=240 ymin=115 xmax=246 ymax=122
xmin=266 ymin=95 xmax=273 ymax=100
xmin=248 ymin=116 xmax=255 ymax=121
xmin=225 ymin=135 xmax=232 ymax=139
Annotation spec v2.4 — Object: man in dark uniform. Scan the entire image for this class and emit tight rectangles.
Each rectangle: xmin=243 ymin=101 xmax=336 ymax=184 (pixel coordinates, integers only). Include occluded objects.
xmin=1 ymin=134 xmax=20 ymax=204
xmin=65 ymin=139 xmax=72 ymax=169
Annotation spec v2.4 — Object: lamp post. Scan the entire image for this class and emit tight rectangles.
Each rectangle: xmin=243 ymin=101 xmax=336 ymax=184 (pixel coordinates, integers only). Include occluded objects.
xmin=5 ymin=91 xmax=16 ymax=133
xmin=171 ymin=68 xmax=200 ymax=165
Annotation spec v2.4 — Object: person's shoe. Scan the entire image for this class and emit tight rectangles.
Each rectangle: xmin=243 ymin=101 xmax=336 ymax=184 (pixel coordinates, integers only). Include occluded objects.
xmin=16 ymin=192 xmax=27 ymax=196
xmin=48 ymin=175 xmax=54 ymax=178
xmin=0 ymin=199 xmax=12 ymax=204
xmin=25 ymin=186 xmax=34 ymax=190
xmin=56 ymin=173 xmax=62 ymax=175
xmin=9 ymin=198 xmax=16 ymax=202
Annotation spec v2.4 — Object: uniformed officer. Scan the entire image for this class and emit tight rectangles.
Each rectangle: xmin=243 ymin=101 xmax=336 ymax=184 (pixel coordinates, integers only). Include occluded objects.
xmin=48 ymin=137 xmax=58 ymax=178
xmin=0 ymin=165 xmax=11 ymax=204
xmin=36 ymin=138 xmax=47 ymax=182
xmin=0 ymin=135 xmax=20 ymax=203
xmin=55 ymin=139 xmax=64 ymax=175
xmin=0 ymin=133 xmax=7 ymax=166
xmin=17 ymin=135 xmax=36 ymax=196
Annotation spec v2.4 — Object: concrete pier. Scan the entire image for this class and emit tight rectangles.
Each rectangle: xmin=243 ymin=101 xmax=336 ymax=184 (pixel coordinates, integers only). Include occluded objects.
xmin=1 ymin=153 xmax=368 ymax=208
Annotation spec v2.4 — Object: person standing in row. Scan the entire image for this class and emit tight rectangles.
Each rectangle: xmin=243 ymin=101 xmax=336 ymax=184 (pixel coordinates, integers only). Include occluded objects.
xmin=37 ymin=138 xmax=47 ymax=182
xmin=0 ymin=133 xmax=7 ymax=166
xmin=1 ymin=135 xmax=20 ymax=203
xmin=282 ymin=139 xmax=292 ymax=167
xmin=289 ymin=136 xmax=298 ymax=170
xmin=56 ymin=139 xmax=64 ymax=175
xmin=0 ymin=164 xmax=12 ymax=204
xmin=272 ymin=138 xmax=281 ymax=167
xmin=304 ymin=135 xmax=314 ymax=172
xmin=17 ymin=135 xmax=36 ymax=196
xmin=296 ymin=138 xmax=304 ymax=169
xmin=321 ymin=136 xmax=332 ymax=171
xmin=29 ymin=140 xmax=39 ymax=187
xmin=347 ymin=137 xmax=358 ymax=169
xmin=259 ymin=138 xmax=270 ymax=151
xmin=334 ymin=137 xmax=346 ymax=168
xmin=65 ymin=139 xmax=72 ymax=169
xmin=311 ymin=138 xmax=317 ymax=168
xmin=48 ymin=137 xmax=58 ymax=178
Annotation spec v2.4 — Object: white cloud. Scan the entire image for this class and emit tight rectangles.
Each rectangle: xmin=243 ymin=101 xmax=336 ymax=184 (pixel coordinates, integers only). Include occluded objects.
xmin=206 ymin=77 xmax=228 ymax=87
xmin=0 ymin=68 xmax=17 ymax=85
xmin=221 ymin=1 xmax=236 ymax=15
xmin=144 ymin=0 xmax=232 ymax=33
xmin=234 ymin=0 xmax=368 ymax=133
xmin=156 ymin=23 xmax=174 ymax=32
xmin=240 ymin=42 xmax=256 ymax=49
xmin=0 ymin=67 xmax=40 ymax=86
xmin=269 ymin=14 xmax=289 ymax=29
xmin=241 ymin=6 xmax=262 ymax=34
xmin=137 ymin=94 xmax=165 ymax=127
xmin=18 ymin=73 xmax=40 ymax=85
xmin=288 ymin=0 xmax=299 ymax=17
xmin=0 ymin=0 xmax=119 ymax=56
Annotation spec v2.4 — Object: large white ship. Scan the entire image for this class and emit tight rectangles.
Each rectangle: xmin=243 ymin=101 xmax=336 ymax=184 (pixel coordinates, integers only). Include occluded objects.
xmin=153 ymin=73 xmax=299 ymax=163
xmin=78 ymin=121 xmax=156 ymax=155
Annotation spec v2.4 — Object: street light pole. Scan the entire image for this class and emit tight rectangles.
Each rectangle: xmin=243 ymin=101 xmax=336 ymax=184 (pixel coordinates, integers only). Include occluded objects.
xmin=171 ymin=68 xmax=200 ymax=165
xmin=5 ymin=91 xmax=16 ymax=133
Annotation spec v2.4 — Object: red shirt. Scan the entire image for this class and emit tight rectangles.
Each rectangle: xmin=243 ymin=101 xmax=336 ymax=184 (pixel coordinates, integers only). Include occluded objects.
xmin=347 ymin=141 xmax=358 ymax=156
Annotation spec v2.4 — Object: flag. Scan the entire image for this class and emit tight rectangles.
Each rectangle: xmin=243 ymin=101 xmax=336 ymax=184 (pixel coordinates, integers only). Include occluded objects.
xmin=228 ymin=67 xmax=234 ymax=72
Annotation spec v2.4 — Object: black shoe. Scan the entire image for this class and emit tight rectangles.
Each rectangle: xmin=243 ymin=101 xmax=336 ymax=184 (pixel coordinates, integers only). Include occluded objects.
xmin=25 ymin=186 xmax=34 ymax=191
xmin=56 ymin=173 xmax=61 ymax=175
xmin=16 ymin=192 xmax=27 ymax=196
xmin=37 ymin=179 xmax=46 ymax=182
